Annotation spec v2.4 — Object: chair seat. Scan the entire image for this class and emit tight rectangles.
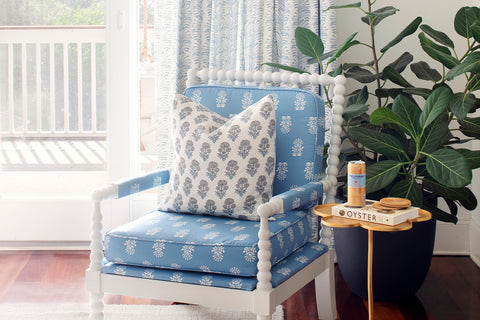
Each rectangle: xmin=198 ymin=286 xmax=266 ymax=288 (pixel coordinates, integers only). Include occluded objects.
xmin=102 ymin=241 xmax=328 ymax=291
xmin=104 ymin=210 xmax=313 ymax=277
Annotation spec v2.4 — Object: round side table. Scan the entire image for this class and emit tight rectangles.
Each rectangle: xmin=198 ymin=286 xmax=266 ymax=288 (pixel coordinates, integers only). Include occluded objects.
xmin=314 ymin=203 xmax=431 ymax=320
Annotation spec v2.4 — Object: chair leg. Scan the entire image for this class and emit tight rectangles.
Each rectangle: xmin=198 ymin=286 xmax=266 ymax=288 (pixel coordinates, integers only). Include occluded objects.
xmin=89 ymin=292 xmax=104 ymax=320
xmin=315 ymin=255 xmax=337 ymax=320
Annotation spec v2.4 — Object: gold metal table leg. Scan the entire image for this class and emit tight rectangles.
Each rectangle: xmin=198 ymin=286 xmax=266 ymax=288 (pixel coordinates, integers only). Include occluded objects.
xmin=368 ymin=229 xmax=374 ymax=320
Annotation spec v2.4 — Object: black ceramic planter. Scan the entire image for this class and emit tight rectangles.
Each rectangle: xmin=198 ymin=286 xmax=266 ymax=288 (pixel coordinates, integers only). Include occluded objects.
xmin=334 ymin=218 xmax=436 ymax=301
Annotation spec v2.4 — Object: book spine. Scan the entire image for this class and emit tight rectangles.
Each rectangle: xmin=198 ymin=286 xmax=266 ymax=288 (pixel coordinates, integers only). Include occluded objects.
xmin=331 ymin=206 xmax=393 ymax=225
xmin=331 ymin=206 xmax=419 ymax=226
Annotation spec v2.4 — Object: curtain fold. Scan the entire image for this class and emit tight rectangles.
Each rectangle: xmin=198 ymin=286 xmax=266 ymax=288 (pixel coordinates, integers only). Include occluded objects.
xmin=154 ymin=0 xmax=336 ymax=168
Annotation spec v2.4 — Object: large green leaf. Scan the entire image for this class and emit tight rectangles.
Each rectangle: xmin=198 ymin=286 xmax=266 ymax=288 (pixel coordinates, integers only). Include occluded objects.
xmin=361 ymin=6 xmax=399 ymax=26
xmin=344 ymin=61 xmax=375 ymax=69
xmin=423 ymin=201 xmax=458 ymax=223
xmin=472 ymin=23 xmax=480 ymax=43
xmin=456 ymin=149 xmax=480 ymax=169
xmin=419 ymin=33 xmax=459 ymax=69
xmin=383 ymin=66 xmax=412 ymax=87
xmin=459 ymin=116 xmax=480 ymax=139
xmin=402 ymin=87 xmax=433 ymax=99
xmin=458 ymin=189 xmax=477 ymax=210
xmin=326 ymin=2 xmax=361 ymax=10
xmin=344 ymin=66 xmax=381 ymax=83
xmin=366 ymin=160 xmax=403 ymax=193
xmin=330 ymin=64 xmax=344 ymax=77
xmin=450 ymin=93 xmax=477 ymax=120
xmin=349 ymin=127 xmax=408 ymax=159
xmin=375 ymin=88 xmax=403 ymax=99
xmin=327 ymin=33 xmax=359 ymax=64
xmin=295 ymin=27 xmax=324 ymax=59
xmin=425 ymin=148 xmax=472 ymax=188
xmin=419 ymin=32 xmax=451 ymax=55
xmin=420 ymin=112 xmax=448 ymax=154
xmin=444 ymin=199 xmax=459 ymax=217
xmin=370 ymin=107 xmax=411 ymax=133
xmin=424 ymin=178 xmax=477 ymax=210
xmin=347 ymin=86 xmax=369 ymax=106
xmin=317 ymin=50 xmax=340 ymax=64
xmin=389 ymin=180 xmax=423 ymax=207
xmin=261 ymin=63 xmax=308 ymax=74
xmin=446 ymin=52 xmax=480 ymax=80
xmin=382 ymin=127 xmax=409 ymax=150
xmin=392 ymin=95 xmax=422 ymax=138
xmin=381 ymin=17 xmax=422 ymax=53
xmin=385 ymin=52 xmax=414 ymax=74
xmin=410 ymin=61 xmax=442 ymax=82
xmin=419 ymin=87 xmax=451 ymax=130
xmin=343 ymin=104 xmax=369 ymax=122
xmin=455 ymin=6 xmax=478 ymax=38
xmin=420 ymin=24 xmax=455 ymax=48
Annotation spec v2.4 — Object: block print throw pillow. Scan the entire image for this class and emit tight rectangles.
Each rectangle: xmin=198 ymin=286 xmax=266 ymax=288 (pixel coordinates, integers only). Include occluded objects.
xmin=158 ymin=94 xmax=276 ymax=221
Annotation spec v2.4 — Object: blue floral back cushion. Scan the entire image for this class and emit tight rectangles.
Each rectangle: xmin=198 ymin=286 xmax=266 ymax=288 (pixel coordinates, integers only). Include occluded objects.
xmin=104 ymin=209 xmax=312 ymax=277
xmin=184 ymin=85 xmax=325 ymax=195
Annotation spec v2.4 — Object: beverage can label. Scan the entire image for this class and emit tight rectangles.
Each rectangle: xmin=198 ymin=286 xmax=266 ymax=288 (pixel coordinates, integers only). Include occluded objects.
xmin=347 ymin=161 xmax=366 ymax=207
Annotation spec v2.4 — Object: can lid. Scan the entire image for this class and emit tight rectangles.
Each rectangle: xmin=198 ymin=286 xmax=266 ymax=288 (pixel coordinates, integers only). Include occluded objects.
xmin=350 ymin=160 xmax=365 ymax=164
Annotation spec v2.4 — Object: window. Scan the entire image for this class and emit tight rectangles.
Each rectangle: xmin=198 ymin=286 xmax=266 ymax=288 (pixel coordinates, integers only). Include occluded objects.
xmin=0 ymin=1 xmax=108 ymax=246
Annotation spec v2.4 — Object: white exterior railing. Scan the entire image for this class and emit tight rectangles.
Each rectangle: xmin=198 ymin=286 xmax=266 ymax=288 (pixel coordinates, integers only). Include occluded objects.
xmin=0 ymin=25 xmax=153 ymax=138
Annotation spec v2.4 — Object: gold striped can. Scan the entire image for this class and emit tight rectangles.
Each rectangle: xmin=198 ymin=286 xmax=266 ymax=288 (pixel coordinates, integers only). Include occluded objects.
xmin=347 ymin=161 xmax=366 ymax=207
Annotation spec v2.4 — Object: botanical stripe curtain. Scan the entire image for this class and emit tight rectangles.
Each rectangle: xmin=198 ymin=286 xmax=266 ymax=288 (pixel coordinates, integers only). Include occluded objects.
xmin=154 ymin=0 xmax=336 ymax=167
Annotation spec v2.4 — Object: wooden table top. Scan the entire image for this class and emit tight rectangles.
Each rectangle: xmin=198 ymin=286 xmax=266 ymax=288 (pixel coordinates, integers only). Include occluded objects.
xmin=313 ymin=203 xmax=431 ymax=232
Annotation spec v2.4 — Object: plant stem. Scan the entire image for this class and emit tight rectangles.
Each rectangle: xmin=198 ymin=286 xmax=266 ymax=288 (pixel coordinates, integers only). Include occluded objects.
xmin=322 ymin=85 xmax=334 ymax=109
xmin=447 ymin=111 xmax=454 ymax=125
xmin=465 ymin=74 xmax=480 ymax=94
xmin=368 ymin=0 xmax=382 ymax=109
xmin=342 ymin=125 xmax=368 ymax=162
xmin=407 ymin=140 xmax=421 ymax=178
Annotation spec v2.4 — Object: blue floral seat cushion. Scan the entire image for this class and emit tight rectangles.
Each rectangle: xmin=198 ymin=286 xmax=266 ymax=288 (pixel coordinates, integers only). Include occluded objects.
xmin=104 ymin=210 xmax=312 ymax=277
xmin=102 ymin=241 xmax=328 ymax=291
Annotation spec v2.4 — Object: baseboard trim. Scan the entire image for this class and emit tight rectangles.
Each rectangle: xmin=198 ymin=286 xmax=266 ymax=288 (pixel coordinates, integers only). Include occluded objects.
xmin=433 ymin=216 xmax=471 ymax=255
xmin=470 ymin=216 xmax=480 ymax=268
xmin=471 ymin=254 xmax=480 ymax=268
xmin=0 ymin=241 xmax=90 ymax=251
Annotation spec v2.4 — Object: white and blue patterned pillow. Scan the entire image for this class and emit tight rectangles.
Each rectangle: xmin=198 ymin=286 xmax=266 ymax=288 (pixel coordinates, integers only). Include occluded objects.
xmin=159 ymin=94 xmax=276 ymax=220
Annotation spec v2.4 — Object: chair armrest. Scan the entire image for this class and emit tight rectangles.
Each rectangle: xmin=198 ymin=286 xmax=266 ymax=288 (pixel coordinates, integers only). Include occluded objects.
xmin=91 ymin=168 xmax=170 ymax=202
xmin=114 ymin=168 xmax=170 ymax=198
xmin=272 ymin=181 xmax=324 ymax=213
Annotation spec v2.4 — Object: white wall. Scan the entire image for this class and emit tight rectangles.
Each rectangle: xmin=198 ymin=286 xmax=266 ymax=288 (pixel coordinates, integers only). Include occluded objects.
xmin=335 ymin=0 xmax=480 ymax=260
xmin=336 ymin=0 xmax=478 ymax=91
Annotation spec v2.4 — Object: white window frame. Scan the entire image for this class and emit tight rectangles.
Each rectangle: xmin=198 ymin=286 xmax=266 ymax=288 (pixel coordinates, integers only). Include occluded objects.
xmin=105 ymin=0 xmax=158 ymax=229
xmin=0 ymin=0 xmax=150 ymax=249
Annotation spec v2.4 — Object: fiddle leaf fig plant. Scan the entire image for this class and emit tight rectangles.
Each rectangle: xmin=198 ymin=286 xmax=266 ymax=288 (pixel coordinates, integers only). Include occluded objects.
xmin=356 ymin=86 xmax=474 ymax=222
xmin=263 ymin=1 xmax=480 ymax=223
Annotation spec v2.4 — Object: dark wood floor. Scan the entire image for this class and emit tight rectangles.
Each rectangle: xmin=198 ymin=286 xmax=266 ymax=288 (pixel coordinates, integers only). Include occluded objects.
xmin=0 ymin=251 xmax=479 ymax=320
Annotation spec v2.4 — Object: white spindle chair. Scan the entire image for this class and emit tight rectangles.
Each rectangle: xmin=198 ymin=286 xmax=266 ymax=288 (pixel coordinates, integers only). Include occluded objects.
xmin=86 ymin=69 xmax=345 ymax=320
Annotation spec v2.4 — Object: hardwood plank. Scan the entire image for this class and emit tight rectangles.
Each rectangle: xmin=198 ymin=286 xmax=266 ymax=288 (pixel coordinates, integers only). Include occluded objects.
xmin=363 ymin=299 xmax=405 ymax=320
xmin=38 ymin=252 xmax=91 ymax=302
xmin=1 ymin=251 xmax=88 ymax=303
xmin=0 ymin=252 xmax=479 ymax=320
xmin=334 ymin=265 xmax=369 ymax=320
xmin=282 ymin=281 xmax=318 ymax=320
xmin=416 ymin=256 xmax=480 ymax=320
xmin=0 ymin=252 xmax=31 ymax=301
xmin=397 ymin=296 xmax=434 ymax=320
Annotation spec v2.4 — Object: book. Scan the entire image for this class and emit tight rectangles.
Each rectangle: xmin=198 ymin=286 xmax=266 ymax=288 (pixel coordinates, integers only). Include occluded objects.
xmin=331 ymin=201 xmax=419 ymax=226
